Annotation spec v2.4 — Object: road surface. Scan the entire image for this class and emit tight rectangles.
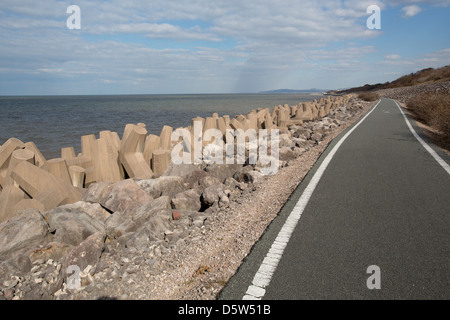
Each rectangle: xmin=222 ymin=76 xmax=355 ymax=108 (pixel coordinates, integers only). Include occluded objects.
xmin=219 ymin=98 xmax=450 ymax=300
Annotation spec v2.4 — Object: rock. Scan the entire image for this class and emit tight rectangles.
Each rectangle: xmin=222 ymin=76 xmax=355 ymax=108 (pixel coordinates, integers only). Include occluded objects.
xmin=43 ymin=205 xmax=105 ymax=247
xmin=137 ymin=176 xmax=189 ymax=199
xmin=60 ymin=201 xmax=111 ymax=223
xmin=171 ymin=189 xmax=202 ymax=212
xmin=182 ymin=170 xmax=210 ymax=189
xmin=172 ymin=210 xmax=181 ymax=221
xmin=201 ymin=184 xmax=225 ymax=207
xmin=81 ymin=181 xmax=114 ymax=206
xmin=132 ymin=196 xmax=171 ymax=226
xmin=124 ymin=209 xmax=172 ymax=249
xmin=105 ymin=215 xmax=135 ymax=239
xmin=104 ymin=179 xmax=154 ymax=215
xmin=204 ymin=164 xmax=243 ymax=183
xmin=233 ymin=165 xmax=254 ymax=183
xmin=292 ymin=137 xmax=308 ymax=148
xmin=106 ymin=196 xmax=171 ymax=239
xmin=29 ymin=242 xmax=72 ymax=263
xmin=60 ymin=231 xmax=105 ymax=292
xmin=0 ymin=208 xmax=51 ymax=259
xmin=165 ymin=163 xmax=199 ymax=177
xmin=197 ymin=175 xmax=221 ymax=190
xmin=278 ymin=147 xmax=298 ymax=162
xmin=292 ymin=127 xmax=311 ymax=140
xmin=311 ymin=132 xmax=323 ymax=142
xmin=278 ymin=133 xmax=294 ymax=148
xmin=223 ymin=177 xmax=239 ymax=190
xmin=244 ymin=170 xmax=264 ymax=184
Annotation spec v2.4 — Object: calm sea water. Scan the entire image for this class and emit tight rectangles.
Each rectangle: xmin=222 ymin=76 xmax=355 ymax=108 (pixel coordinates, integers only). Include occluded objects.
xmin=0 ymin=93 xmax=324 ymax=159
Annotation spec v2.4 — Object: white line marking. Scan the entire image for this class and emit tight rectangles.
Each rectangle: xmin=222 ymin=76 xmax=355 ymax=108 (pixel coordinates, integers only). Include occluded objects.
xmin=393 ymin=100 xmax=450 ymax=176
xmin=243 ymin=99 xmax=382 ymax=300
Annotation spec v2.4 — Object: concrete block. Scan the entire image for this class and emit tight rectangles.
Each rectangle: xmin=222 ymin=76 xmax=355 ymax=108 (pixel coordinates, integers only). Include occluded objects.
xmin=10 ymin=161 xmax=82 ymax=211
xmin=119 ymin=124 xmax=153 ymax=179
xmin=69 ymin=166 xmax=85 ymax=188
xmin=152 ymin=149 xmax=171 ymax=177
xmin=2 ymin=148 xmax=35 ymax=187
xmin=0 ymin=184 xmax=27 ymax=223
xmin=0 ymin=138 xmax=25 ymax=187
xmin=24 ymin=142 xmax=46 ymax=168
xmin=46 ymin=158 xmax=72 ymax=185
xmin=61 ymin=147 xmax=76 ymax=160
xmin=144 ymin=134 xmax=160 ymax=165
xmin=159 ymin=125 xmax=174 ymax=151
xmin=93 ymin=136 xmax=121 ymax=183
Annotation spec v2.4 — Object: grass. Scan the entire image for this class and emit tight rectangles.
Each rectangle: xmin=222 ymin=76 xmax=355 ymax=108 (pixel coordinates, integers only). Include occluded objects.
xmin=358 ymin=92 xmax=379 ymax=102
xmin=407 ymin=92 xmax=450 ymax=148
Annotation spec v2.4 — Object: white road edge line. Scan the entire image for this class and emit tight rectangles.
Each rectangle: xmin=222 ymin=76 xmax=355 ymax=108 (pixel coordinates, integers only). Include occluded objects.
xmin=242 ymin=99 xmax=382 ymax=300
xmin=393 ymin=100 xmax=450 ymax=176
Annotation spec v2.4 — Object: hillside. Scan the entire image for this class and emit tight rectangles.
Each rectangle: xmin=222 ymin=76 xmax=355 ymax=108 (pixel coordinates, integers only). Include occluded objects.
xmin=333 ymin=65 xmax=450 ymax=94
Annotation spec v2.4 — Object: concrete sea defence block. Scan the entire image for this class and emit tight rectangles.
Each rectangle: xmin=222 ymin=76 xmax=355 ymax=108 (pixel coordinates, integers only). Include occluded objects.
xmin=61 ymin=147 xmax=76 ymax=160
xmin=0 ymin=138 xmax=26 ymax=187
xmin=69 ymin=165 xmax=85 ymax=188
xmin=152 ymin=149 xmax=171 ymax=177
xmin=119 ymin=124 xmax=153 ymax=179
xmin=93 ymin=136 xmax=121 ymax=183
xmin=159 ymin=125 xmax=173 ymax=151
xmin=9 ymin=161 xmax=82 ymax=212
xmin=3 ymin=149 xmax=36 ymax=187
xmin=24 ymin=142 xmax=46 ymax=168
xmin=0 ymin=184 xmax=28 ymax=223
xmin=144 ymin=134 xmax=160 ymax=166
xmin=46 ymin=158 xmax=72 ymax=185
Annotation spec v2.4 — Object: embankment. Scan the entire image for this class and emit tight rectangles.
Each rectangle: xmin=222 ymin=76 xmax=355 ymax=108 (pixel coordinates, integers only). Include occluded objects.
xmin=0 ymin=94 xmax=375 ymax=300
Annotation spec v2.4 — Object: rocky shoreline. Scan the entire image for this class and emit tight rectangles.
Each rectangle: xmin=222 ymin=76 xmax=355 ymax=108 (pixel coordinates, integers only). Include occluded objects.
xmin=0 ymin=95 xmax=375 ymax=300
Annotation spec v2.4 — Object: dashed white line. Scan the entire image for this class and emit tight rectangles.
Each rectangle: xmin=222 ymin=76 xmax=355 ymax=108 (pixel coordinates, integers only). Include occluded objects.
xmin=393 ymin=100 xmax=450 ymax=176
xmin=242 ymin=99 xmax=382 ymax=300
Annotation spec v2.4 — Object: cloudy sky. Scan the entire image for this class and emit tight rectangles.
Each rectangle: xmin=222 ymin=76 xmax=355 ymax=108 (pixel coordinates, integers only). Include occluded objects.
xmin=0 ymin=0 xmax=449 ymax=95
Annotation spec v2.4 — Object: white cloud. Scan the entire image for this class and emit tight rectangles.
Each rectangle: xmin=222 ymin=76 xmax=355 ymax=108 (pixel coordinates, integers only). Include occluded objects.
xmin=401 ymin=4 xmax=422 ymax=17
xmin=0 ymin=0 xmax=449 ymax=94
xmin=385 ymin=54 xmax=402 ymax=60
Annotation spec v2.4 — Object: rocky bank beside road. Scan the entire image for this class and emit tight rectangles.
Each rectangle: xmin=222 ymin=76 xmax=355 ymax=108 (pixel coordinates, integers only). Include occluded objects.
xmin=0 ymin=96 xmax=375 ymax=300
xmin=376 ymin=81 xmax=450 ymax=103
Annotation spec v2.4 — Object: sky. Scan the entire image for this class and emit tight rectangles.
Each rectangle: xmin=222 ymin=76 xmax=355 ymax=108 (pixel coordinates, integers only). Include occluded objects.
xmin=0 ymin=0 xmax=449 ymax=95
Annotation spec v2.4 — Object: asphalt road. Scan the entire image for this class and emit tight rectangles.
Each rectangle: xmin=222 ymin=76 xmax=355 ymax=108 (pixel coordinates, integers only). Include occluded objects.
xmin=219 ymin=98 xmax=450 ymax=300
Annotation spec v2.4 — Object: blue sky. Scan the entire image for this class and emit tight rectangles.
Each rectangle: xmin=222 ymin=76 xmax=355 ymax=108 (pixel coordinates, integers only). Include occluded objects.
xmin=0 ymin=0 xmax=449 ymax=95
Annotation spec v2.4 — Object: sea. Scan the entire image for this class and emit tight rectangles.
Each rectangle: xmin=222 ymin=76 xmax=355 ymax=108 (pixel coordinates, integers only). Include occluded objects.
xmin=0 ymin=93 xmax=324 ymax=160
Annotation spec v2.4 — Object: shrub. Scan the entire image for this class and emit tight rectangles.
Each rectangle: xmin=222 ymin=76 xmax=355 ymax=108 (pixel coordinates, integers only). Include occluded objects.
xmin=407 ymin=93 xmax=450 ymax=143
xmin=358 ymin=92 xmax=380 ymax=102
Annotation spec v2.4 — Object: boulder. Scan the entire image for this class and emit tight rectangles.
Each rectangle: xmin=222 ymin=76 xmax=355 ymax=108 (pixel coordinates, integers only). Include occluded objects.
xmin=106 ymin=196 xmax=171 ymax=239
xmin=198 ymin=175 xmax=221 ymax=190
xmin=61 ymin=201 xmax=111 ymax=223
xmin=171 ymin=189 xmax=202 ymax=212
xmin=81 ymin=181 xmax=114 ymax=206
xmin=201 ymin=183 xmax=225 ymax=207
xmin=165 ymin=163 xmax=199 ymax=177
xmin=279 ymin=147 xmax=298 ymax=162
xmin=28 ymin=241 xmax=72 ymax=264
xmin=43 ymin=205 xmax=105 ymax=246
xmin=104 ymin=179 xmax=154 ymax=215
xmin=204 ymin=164 xmax=243 ymax=183
xmin=123 ymin=209 xmax=172 ymax=249
xmin=59 ymin=231 xmax=105 ymax=291
xmin=137 ymin=176 xmax=189 ymax=199
xmin=182 ymin=170 xmax=210 ymax=189
xmin=0 ymin=208 xmax=51 ymax=259
xmin=278 ymin=133 xmax=294 ymax=148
